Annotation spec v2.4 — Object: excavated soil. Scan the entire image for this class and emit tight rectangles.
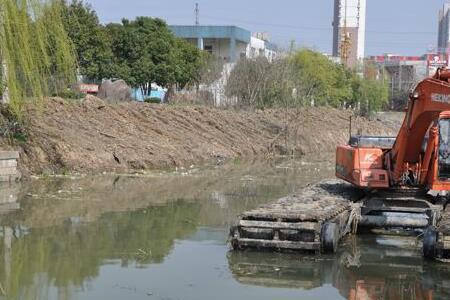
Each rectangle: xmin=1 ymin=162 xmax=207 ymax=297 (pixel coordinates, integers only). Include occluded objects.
xmin=1 ymin=96 xmax=401 ymax=176
xmin=240 ymin=179 xmax=364 ymax=221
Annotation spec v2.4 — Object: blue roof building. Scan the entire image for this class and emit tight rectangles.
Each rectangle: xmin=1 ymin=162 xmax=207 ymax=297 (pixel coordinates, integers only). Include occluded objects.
xmin=169 ymin=25 xmax=251 ymax=63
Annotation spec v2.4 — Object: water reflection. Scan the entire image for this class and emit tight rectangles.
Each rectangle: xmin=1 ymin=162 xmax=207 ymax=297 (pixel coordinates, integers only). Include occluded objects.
xmin=5 ymin=157 xmax=450 ymax=300
xmin=0 ymin=158 xmax=333 ymax=299
xmin=0 ymin=202 xmax=202 ymax=299
xmin=0 ymin=183 xmax=20 ymax=216
xmin=228 ymin=235 xmax=450 ymax=300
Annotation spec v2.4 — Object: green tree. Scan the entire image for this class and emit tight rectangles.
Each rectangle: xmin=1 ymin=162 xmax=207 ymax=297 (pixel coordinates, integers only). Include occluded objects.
xmin=354 ymin=77 xmax=389 ymax=116
xmin=171 ymin=38 xmax=202 ymax=88
xmin=61 ymin=0 xmax=113 ymax=81
xmin=290 ymin=49 xmax=353 ymax=107
xmin=226 ymin=50 xmax=355 ymax=109
xmin=0 ymin=0 xmax=76 ymax=118
xmin=227 ymin=48 xmax=390 ymax=116
xmin=106 ymin=17 xmax=201 ymax=98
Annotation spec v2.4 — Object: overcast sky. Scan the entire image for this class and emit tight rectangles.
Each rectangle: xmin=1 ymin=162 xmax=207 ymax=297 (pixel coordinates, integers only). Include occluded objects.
xmin=86 ymin=0 xmax=447 ymax=56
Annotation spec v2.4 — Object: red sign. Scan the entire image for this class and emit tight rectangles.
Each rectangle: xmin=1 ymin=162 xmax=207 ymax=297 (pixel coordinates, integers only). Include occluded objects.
xmin=76 ymin=84 xmax=99 ymax=94
xmin=427 ymin=54 xmax=448 ymax=67
xmin=369 ymin=55 xmax=423 ymax=62
xmin=426 ymin=54 xmax=449 ymax=76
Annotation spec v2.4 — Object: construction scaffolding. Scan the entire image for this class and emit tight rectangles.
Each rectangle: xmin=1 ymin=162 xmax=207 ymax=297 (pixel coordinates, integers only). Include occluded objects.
xmin=333 ymin=0 xmax=366 ymax=68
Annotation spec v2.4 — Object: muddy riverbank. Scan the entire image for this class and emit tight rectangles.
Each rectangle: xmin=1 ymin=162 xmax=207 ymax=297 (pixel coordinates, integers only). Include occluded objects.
xmin=1 ymin=96 xmax=401 ymax=176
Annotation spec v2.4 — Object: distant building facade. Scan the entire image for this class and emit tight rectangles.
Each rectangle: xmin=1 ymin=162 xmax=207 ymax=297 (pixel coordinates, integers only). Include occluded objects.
xmin=169 ymin=25 xmax=277 ymax=62
xmin=369 ymin=55 xmax=427 ymax=95
xmin=332 ymin=0 xmax=366 ymax=68
xmin=438 ymin=3 xmax=450 ymax=54
xmin=367 ymin=54 xmax=449 ymax=109
xmin=169 ymin=25 xmax=278 ymax=107
xmin=246 ymin=33 xmax=277 ymax=62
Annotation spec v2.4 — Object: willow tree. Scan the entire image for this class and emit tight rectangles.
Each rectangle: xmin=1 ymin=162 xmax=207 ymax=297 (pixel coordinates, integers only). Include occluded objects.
xmin=0 ymin=0 xmax=76 ymax=118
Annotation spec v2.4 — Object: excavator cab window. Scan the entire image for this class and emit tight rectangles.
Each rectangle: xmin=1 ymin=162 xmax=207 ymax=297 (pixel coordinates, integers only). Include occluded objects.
xmin=438 ymin=118 xmax=450 ymax=180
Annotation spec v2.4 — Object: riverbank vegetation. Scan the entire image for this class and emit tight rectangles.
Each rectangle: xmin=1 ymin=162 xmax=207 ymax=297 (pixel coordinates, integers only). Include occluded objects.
xmin=226 ymin=50 xmax=389 ymax=116
xmin=0 ymin=0 xmax=76 ymax=118
xmin=0 ymin=0 xmax=204 ymax=119
xmin=61 ymin=0 xmax=204 ymax=98
xmin=0 ymin=0 xmax=399 ymax=175
xmin=1 ymin=0 xmax=390 ymax=119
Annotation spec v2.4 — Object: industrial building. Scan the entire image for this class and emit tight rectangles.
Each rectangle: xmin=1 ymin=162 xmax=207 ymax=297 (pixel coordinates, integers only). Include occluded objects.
xmin=368 ymin=54 xmax=449 ymax=109
xmin=370 ymin=55 xmax=427 ymax=98
xmin=169 ymin=25 xmax=277 ymax=63
xmin=332 ymin=0 xmax=366 ymax=68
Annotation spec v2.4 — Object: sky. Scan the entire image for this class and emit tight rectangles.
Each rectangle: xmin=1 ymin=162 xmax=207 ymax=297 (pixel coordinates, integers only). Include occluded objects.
xmin=86 ymin=0 xmax=447 ymax=56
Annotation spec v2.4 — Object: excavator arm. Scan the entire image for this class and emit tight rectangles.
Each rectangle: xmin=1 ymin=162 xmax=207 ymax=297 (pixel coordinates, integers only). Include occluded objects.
xmin=389 ymin=69 xmax=450 ymax=190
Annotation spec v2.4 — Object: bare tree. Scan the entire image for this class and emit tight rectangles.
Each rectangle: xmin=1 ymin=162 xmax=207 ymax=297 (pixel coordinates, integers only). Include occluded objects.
xmin=225 ymin=57 xmax=273 ymax=108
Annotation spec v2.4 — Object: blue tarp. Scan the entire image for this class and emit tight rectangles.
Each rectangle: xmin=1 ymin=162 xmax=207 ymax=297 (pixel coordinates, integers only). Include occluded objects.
xmin=132 ymin=88 xmax=166 ymax=102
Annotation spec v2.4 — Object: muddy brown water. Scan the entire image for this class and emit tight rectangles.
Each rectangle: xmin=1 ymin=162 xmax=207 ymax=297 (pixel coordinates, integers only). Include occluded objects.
xmin=0 ymin=157 xmax=448 ymax=300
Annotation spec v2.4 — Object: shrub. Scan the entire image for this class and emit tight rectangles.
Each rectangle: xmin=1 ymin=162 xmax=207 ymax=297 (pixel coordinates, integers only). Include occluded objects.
xmin=53 ymin=88 xmax=85 ymax=100
xmin=144 ymin=97 xmax=162 ymax=104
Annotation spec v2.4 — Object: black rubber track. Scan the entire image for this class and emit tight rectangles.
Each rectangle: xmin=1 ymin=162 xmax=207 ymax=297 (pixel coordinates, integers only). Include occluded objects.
xmin=321 ymin=222 xmax=339 ymax=254
xmin=423 ymin=227 xmax=437 ymax=260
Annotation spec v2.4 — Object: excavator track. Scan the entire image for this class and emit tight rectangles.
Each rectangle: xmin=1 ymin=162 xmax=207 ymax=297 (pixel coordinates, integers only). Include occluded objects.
xmin=357 ymin=190 xmax=441 ymax=234
xmin=230 ymin=180 xmax=445 ymax=256
xmin=229 ymin=180 xmax=363 ymax=253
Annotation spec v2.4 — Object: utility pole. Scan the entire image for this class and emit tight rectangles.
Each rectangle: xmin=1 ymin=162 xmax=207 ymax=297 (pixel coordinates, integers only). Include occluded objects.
xmin=195 ymin=3 xmax=199 ymax=26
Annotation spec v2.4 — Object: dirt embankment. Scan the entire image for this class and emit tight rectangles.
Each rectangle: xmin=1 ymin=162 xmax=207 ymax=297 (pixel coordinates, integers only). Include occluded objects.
xmin=1 ymin=96 xmax=401 ymax=176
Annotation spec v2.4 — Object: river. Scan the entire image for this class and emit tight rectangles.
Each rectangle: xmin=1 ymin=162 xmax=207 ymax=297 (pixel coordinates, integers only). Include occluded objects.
xmin=0 ymin=157 xmax=448 ymax=300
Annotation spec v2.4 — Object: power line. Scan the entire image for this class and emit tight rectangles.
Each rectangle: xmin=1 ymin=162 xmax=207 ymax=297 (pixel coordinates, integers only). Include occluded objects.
xmin=200 ymin=14 xmax=436 ymax=35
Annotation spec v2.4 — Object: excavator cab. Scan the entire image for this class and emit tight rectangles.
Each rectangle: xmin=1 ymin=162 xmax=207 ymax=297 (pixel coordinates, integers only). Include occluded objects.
xmin=438 ymin=117 xmax=450 ymax=180
xmin=426 ymin=112 xmax=450 ymax=191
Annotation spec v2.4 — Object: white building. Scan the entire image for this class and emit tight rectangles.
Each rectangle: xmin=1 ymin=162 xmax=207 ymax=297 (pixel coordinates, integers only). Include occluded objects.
xmin=170 ymin=25 xmax=278 ymax=106
xmin=170 ymin=25 xmax=277 ymax=63
xmin=332 ymin=0 xmax=367 ymax=68
xmin=246 ymin=33 xmax=277 ymax=62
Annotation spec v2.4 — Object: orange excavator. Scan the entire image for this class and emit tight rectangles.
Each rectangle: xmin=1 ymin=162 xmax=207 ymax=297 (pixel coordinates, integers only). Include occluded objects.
xmin=336 ymin=68 xmax=450 ymax=260
xmin=230 ymin=68 xmax=450 ymax=260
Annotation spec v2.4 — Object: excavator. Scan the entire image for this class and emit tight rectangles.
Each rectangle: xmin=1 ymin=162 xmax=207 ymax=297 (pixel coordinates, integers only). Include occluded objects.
xmin=336 ymin=68 xmax=450 ymax=260
xmin=230 ymin=68 xmax=450 ymax=261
